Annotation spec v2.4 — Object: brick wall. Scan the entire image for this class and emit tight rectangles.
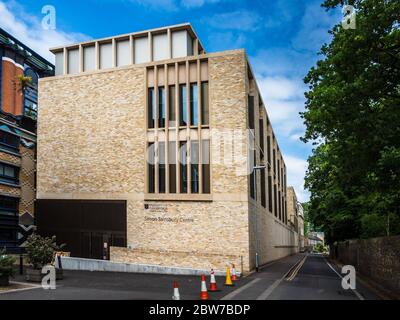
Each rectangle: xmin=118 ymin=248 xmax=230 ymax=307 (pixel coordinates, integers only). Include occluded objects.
xmin=1 ymin=59 xmax=23 ymax=115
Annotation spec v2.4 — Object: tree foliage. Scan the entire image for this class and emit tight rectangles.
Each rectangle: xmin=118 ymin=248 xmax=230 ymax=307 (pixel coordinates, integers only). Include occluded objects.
xmin=301 ymin=0 xmax=400 ymax=244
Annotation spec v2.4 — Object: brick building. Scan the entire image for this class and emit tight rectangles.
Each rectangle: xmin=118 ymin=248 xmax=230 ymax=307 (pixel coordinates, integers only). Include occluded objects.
xmin=37 ymin=24 xmax=298 ymax=272
xmin=0 ymin=28 xmax=54 ymax=250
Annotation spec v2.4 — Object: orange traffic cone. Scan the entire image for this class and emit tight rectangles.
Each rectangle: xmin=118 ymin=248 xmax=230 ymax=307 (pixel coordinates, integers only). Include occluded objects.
xmin=225 ymin=266 xmax=234 ymax=286
xmin=209 ymin=269 xmax=218 ymax=292
xmin=172 ymin=281 xmax=180 ymax=300
xmin=200 ymin=274 xmax=209 ymax=300
xmin=231 ymin=264 xmax=238 ymax=281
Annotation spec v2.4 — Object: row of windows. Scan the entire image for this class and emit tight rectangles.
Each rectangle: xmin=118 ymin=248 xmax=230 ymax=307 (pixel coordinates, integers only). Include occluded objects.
xmin=148 ymin=140 xmax=210 ymax=194
xmin=0 ymin=195 xmax=19 ymax=244
xmin=148 ymin=82 xmax=209 ymax=129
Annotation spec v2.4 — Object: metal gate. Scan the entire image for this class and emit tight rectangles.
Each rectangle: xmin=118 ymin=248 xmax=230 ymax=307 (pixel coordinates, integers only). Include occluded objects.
xmin=36 ymin=199 xmax=127 ymax=259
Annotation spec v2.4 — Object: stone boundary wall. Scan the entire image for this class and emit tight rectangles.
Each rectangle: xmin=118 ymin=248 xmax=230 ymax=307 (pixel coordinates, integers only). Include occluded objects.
xmin=332 ymin=235 xmax=400 ymax=296
xmin=110 ymin=247 xmax=244 ymax=274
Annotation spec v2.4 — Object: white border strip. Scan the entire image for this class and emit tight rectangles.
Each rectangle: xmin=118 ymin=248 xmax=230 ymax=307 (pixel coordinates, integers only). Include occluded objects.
xmin=2 ymin=57 xmax=24 ymax=70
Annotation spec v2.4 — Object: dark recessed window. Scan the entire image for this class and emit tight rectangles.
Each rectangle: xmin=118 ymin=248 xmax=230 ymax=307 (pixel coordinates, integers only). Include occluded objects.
xmin=169 ymin=141 xmax=176 ymax=193
xmin=158 ymin=142 xmax=166 ymax=193
xmin=0 ymin=163 xmax=19 ymax=184
xmin=261 ymin=169 xmax=266 ymax=208
xmin=248 ymin=95 xmax=254 ymax=130
xmin=158 ymin=87 xmax=165 ymax=128
xmin=0 ymin=131 xmax=19 ymax=151
xmin=179 ymin=85 xmax=187 ymax=127
xmin=191 ymin=141 xmax=199 ymax=193
xmin=201 ymin=82 xmax=209 ymax=125
xmin=0 ymin=195 xmax=18 ymax=217
xmin=259 ymin=119 xmax=264 ymax=159
xmin=180 ymin=142 xmax=187 ymax=193
xmin=148 ymin=88 xmax=155 ymax=129
xmin=202 ymin=140 xmax=210 ymax=194
xmin=268 ymin=175 xmax=273 ymax=212
xmin=190 ymin=84 xmax=198 ymax=126
xmin=169 ymin=85 xmax=176 ymax=127
xmin=147 ymin=143 xmax=155 ymax=193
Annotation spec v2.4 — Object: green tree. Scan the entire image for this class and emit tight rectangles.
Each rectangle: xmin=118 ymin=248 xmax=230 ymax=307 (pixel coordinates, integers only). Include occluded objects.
xmin=301 ymin=0 xmax=400 ymax=244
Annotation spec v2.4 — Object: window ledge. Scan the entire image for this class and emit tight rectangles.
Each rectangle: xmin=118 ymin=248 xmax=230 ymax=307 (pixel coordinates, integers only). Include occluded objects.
xmin=144 ymin=193 xmax=212 ymax=202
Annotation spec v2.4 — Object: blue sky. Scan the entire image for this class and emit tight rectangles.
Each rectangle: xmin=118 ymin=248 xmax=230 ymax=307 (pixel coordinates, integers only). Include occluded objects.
xmin=0 ymin=0 xmax=342 ymax=201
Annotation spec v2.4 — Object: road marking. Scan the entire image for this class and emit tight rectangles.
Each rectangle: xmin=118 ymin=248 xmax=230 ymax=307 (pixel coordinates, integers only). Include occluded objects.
xmin=220 ymin=278 xmax=261 ymax=300
xmin=286 ymin=255 xmax=307 ymax=281
xmin=256 ymin=279 xmax=281 ymax=300
xmin=256 ymin=255 xmax=306 ymax=300
xmin=324 ymin=258 xmax=365 ymax=301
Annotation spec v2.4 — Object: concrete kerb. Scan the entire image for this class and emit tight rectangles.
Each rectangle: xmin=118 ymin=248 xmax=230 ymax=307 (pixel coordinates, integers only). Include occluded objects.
xmin=60 ymin=257 xmax=238 ymax=277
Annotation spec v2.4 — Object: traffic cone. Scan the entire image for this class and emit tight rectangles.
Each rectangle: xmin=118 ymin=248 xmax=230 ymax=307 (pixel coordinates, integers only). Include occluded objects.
xmin=172 ymin=281 xmax=180 ymax=300
xmin=231 ymin=264 xmax=238 ymax=281
xmin=200 ymin=274 xmax=209 ymax=300
xmin=209 ymin=269 xmax=218 ymax=292
xmin=225 ymin=266 xmax=234 ymax=286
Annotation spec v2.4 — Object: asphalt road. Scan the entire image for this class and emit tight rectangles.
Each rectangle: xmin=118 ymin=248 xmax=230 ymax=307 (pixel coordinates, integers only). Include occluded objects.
xmin=0 ymin=253 xmax=380 ymax=300
xmin=221 ymin=253 xmax=380 ymax=300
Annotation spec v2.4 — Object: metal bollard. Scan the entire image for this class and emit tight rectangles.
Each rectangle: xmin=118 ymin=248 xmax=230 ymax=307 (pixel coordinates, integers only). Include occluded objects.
xmin=19 ymin=254 xmax=23 ymax=275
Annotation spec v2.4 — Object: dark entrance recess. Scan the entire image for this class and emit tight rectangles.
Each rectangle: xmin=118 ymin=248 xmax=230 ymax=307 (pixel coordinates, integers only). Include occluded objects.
xmin=36 ymin=200 xmax=127 ymax=260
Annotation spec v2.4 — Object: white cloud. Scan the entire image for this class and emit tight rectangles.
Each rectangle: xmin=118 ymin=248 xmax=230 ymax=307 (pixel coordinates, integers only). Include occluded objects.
xmin=0 ymin=1 xmax=90 ymax=63
xmin=284 ymin=154 xmax=309 ymax=202
xmin=204 ymin=10 xmax=262 ymax=31
xmin=181 ymin=0 xmax=222 ymax=8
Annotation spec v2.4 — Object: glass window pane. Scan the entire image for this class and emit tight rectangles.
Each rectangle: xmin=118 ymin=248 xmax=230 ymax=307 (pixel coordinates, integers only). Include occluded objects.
xmin=158 ymin=142 xmax=166 ymax=193
xmin=4 ymin=166 xmax=15 ymax=178
xmin=83 ymin=46 xmax=95 ymax=72
xmin=191 ymin=141 xmax=199 ymax=193
xmin=169 ymin=142 xmax=176 ymax=193
xmin=202 ymin=140 xmax=210 ymax=194
xmin=168 ymin=86 xmax=176 ymax=127
xmin=148 ymin=143 xmax=155 ymax=193
xmin=148 ymin=88 xmax=155 ymax=128
xmin=179 ymin=85 xmax=187 ymax=126
xmin=117 ymin=40 xmax=130 ymax=67
xmin=180 ymin=142 xmax=187 ymax=193
xmin=100 ymin=43 xmax=112 ymax=69
xmin=201 ymin=82 xmax=209 ymax=125
xmin=67 ymin=49 xmax=79 ymax=74
xmin=158 ymin=87 xmax=165 ymax=128
xmin=190 ymin=84 xmax=198 ymax=126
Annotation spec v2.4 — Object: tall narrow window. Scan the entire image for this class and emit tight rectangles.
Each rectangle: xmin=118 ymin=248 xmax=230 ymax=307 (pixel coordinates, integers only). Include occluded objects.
xmin=169 ymin=142 xmax=176 ymax=193
xmin=158 ymin=142 xmax=166 ymax=193
xmin=274 ymin=184 xmax=277 ymax=217
xmin=180 ymin=142 xmax=187 ymax=193
xmin=148 ymin=88 xmax=155 ymax=128
xmin=158 ymin=87 xmax=165 ymax=128
xmin=268 ymin=175 xmax=273 ymax=212
xmin=148 ymin=143 xmax=155 ymax=193
xmin=169 ymin=85 xmax=176 ymax=127
xmin=261 ymin=169 xmax=266 ymax=208
xmin=267 ymin=136 xmax=271 ymax=164
xmin=248 ymin=95 xmax=255 ymax=130
xmin=179 ymin=85 xmax=187 ymax=126
xmin=278 ymin=159 xmax=281 ymax=184
xmin=278 ymin=190 xmax=282 ymax=221
xmin=202 ymin=140 xmax=211 ymax=194
xmin=201 ymin=82 xmax=209 ymax=125
xmin=259 ymin=119 xmax=264 ymax=160
xmin=250 ymin=150 xmax=256 ymax=199
xmin=273 ymin=148 xmax=276 ymax=175
xmin=191 ymin=141 xmax=199 ymax=193
xmin=190 ymin=84 xmax=198 ymax=126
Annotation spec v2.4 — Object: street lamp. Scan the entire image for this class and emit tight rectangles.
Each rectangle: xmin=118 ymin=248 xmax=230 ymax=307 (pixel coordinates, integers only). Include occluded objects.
xmin=253 ymin=165 xmax=266 ymax=272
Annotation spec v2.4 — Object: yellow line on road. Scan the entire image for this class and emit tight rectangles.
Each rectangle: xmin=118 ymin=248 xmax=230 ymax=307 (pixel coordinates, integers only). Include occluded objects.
xmin=285 ymin=254 xmax=307 ymax=281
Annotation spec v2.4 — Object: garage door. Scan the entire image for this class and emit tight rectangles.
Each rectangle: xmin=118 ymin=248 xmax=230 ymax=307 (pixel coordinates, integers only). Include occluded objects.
xmin=36 ymin=200 xmax=127 ymax=259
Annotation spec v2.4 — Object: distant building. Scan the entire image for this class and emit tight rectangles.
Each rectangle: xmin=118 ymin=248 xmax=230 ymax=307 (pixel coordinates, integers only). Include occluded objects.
xmin=287 ymin=186 xmax=306 ymax=252
xmin=0 ymin=28 xmax=54 ymax=251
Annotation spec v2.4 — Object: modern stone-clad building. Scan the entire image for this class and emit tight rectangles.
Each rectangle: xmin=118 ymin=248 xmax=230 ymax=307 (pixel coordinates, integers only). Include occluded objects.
xmin=0 ymin=28 xmax=54 ymax=250
xmin=37 ymin=23 xmax=297 ymax=272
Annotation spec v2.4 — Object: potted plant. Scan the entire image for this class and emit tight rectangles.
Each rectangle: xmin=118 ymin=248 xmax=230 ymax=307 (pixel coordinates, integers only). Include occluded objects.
xmin=25 ymin=234 xmax=65 ymax=282
xmin=0 ymin=249 xmax=16 ymax=286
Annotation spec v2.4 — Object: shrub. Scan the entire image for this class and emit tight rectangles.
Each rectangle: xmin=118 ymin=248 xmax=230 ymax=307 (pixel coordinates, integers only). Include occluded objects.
xmin=0 ymin=249 xmax=16 ymax=278
xmin=25 ymin=234 xmax=65 ymax=270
